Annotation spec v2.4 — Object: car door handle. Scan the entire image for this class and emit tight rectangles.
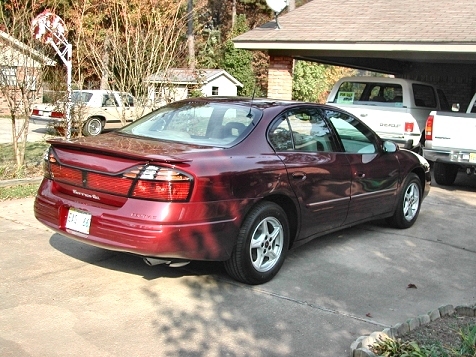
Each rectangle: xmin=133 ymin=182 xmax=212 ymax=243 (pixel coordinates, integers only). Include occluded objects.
xmin=360 ymin=113 xmax=368 ymax=117
xmin=292 ymin=172 xmax=307 ymax=180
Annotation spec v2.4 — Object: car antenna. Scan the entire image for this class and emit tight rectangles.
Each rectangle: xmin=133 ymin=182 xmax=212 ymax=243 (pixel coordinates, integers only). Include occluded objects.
xmin=247 ymin=86 xmax=256 ymax=118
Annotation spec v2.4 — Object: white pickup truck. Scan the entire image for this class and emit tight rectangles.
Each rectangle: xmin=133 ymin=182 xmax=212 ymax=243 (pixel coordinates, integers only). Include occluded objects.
xmin=326 ymin=77 xmax=450 ymax=152
xmin=31 ymin=89 xmax=152 ymax=136
xmin=423 ymin=93 xmax=476 ymax=185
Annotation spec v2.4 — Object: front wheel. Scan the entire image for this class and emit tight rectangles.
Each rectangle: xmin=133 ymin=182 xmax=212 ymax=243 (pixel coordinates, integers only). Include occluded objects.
xmin=387 ymin=173 xmax=422 ymax=229
xmin=82 ymin=117 xmax=103 ymax=136
xmin=224 ymin=202 xmax=289 ymax=285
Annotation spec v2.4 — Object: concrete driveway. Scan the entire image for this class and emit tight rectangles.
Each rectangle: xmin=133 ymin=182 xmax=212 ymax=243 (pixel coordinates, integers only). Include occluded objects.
xmin=1 ymin=172 xmax=475 ymax=356
xmin=0 ymin=117 xmax=57 ymax=144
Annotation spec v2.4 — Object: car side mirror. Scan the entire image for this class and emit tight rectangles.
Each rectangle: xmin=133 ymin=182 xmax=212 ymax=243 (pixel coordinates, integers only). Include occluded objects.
xmin=383 ymin=140 xmax=398 ymax=153
xmin=452 ymin=103 xmax=460 ymax=112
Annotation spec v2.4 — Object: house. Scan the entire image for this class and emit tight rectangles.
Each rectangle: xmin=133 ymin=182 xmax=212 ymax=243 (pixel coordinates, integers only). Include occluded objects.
xmin=146 ymin=68 xmax=243 ymax=105
xmin=0 ymin=30 xmax=55 ymax=116
xmin=233 ymin=0 xmax=476 ymax=107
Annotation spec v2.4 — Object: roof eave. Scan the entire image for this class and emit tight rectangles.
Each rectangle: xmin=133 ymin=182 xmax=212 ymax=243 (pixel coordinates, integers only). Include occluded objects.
xmin=233 ymin=41 xmax=476 ymax=52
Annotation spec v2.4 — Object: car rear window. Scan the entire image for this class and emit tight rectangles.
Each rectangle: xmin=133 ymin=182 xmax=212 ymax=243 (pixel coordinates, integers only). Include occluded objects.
xmin=412 ymin=84 xmax=437 ymax=108
xmin=119 ymin=102 xmax=261 ymax=147
xmin=71 ymin=91 xmax=93 ymax=104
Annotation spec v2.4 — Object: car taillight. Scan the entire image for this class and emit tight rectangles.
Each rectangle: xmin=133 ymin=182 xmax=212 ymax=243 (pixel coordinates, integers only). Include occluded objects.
xmin=50 ymin=111 xmax=64 ymax=119
xmin=32 ymin=109 xmax=40 ymax=115
xmin=425 ymin=115 xmax=434 ymax=141
xmin=44 ymin=150 xmax=192 ymax=202
xmin=404 ymin=122 xmax=414 ymax=132
xmin=131 ymin=166 xmax=192 ymax=201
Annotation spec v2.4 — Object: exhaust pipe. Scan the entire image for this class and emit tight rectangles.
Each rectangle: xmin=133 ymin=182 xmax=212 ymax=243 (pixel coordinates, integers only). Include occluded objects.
xmin=143 ymin=257 xmax=190 ymax=268
xmin=143 ymin=257 xmax=170 ymax=266
xmin=169 ymin=261 xmax=190 ymax=268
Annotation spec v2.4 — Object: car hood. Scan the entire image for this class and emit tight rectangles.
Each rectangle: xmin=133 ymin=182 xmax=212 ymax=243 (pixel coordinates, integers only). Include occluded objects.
xmin=47 ymin=132 xmax=223 ymax=164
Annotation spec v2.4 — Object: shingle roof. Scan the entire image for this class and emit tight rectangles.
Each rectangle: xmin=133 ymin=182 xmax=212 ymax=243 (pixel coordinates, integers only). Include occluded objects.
xmin=234 ymin=0 xmax=476 ymax=44
xmin=0 ymin=30 xmax=56 ymax=66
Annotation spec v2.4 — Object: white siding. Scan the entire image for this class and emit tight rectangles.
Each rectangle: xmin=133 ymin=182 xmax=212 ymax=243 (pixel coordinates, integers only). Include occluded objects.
xmin=201 ymin=74 xmax=239 ymax=96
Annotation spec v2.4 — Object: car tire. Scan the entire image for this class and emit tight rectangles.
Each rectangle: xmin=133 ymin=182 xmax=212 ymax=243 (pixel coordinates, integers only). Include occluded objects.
xmin=224 ymin=201 xmax=289 ymax=285
xmin=387 ymin=173 xmax=422 ymax=229
xmin=433 ymin=162 xmax=458 ymax=186
xmin=82 ymin=117 xmax=103 ymax=136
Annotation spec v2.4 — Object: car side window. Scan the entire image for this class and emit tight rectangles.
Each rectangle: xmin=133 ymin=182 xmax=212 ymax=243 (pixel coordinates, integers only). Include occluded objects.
xmin=102 ymin=94 xmax=118 ymax=107
xmin=122 ymin=94 xmax=135 ymax=107
xmin=268 ymin=116 xmax=293 ymax=151
xmin=268 ymin=108 xmax=335 ymax=152
xmin=325 ymin=109 xmax=377 ymax=154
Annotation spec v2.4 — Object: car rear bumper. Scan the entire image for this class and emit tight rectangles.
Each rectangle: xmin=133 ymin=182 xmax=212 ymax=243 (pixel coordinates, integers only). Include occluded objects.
xmin=34 ymin=179 xmax=244 ymax=261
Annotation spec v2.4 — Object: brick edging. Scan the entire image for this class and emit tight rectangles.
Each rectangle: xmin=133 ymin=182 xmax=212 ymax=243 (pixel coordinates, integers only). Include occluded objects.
xmin=350 ymin=304 xmax=476 ymax=357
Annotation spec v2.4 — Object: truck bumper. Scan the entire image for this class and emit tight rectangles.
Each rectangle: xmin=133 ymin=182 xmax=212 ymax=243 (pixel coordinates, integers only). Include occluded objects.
xmin=423 ymin=148 xmax=476 ymax=167
xmin=379 ymin=133 xmax=421 ymax=148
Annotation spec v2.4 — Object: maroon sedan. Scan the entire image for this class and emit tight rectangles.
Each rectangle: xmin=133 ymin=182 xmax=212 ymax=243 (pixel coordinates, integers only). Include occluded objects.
xmin=35 ymin=98 xmax=430 ymax=284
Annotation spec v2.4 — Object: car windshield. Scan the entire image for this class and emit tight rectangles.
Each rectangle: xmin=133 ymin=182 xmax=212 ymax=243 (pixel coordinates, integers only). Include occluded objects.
xmin=119 ymin=101 xmax=261 ymax=147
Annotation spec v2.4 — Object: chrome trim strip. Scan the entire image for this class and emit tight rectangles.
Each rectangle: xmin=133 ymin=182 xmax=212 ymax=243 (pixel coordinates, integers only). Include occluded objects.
xmin=307 ymin=196 xmax=350 ymax=207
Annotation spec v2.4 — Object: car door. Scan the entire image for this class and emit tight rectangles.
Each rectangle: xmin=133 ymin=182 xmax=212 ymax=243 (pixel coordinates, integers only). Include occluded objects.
xmin=100 ymin=93 xmax=122 ymax=129
xmin=268 ymin=107 xmax=352 ymax=239
xmin=118 ymin=93 xmax=138 ymax=123
xmin=324 ymin=109 xmax=400 ymax=224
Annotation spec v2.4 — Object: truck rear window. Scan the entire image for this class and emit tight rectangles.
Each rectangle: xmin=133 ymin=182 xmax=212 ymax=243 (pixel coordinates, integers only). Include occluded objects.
xmin=332 ymin=82 xmax=404 ymax=107
xmin=412 ymin=84 xmax=437 ymax=108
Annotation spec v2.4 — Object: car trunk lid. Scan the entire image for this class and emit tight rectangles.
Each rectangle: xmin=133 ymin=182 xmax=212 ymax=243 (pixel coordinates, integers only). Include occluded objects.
xmin=44 ymin=133 xmax=215 ymax=204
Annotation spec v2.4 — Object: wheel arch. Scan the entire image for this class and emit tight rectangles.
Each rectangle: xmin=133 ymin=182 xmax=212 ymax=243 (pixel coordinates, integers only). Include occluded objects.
xmin=84 ymin=115 xmax=106 ymax=126
xmin=259 ymin=194 xmax=299 ymax=249
xmin=411 ymin=166 xmax=427 ymax=190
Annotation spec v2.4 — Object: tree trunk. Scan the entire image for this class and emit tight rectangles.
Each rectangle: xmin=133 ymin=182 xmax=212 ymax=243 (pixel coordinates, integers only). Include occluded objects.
xmin=10 ymin=115 xmax=28 ymax=168
xmin=100 ymin=36 xmax=110 ymax=90
xmin=288 ymin=0 xmax=295 ymax=11
xmin=232 ymin=0 xmax=236 ymax=29
xmin=187 ymin=0 xmax=196 ymax=70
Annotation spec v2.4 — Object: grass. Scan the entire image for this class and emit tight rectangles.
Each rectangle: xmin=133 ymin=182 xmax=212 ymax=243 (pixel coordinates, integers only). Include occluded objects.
xmin=0 ymin=183 xmax=40 ymax=200
xmin=371 ymin=323 xmax=476 ymax=357
xmin=0 ymin=141 xmax=49 ymax=200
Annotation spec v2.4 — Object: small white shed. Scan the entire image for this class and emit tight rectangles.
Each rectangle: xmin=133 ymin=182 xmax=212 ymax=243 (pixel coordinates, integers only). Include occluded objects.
xmin=146 ymin=68 xmax=243 ymax=106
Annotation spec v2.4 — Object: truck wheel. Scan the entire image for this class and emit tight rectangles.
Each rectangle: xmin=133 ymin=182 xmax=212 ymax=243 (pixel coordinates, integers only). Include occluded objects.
xmin=82 ymin=117 xmax=103 ymax=136
xmin=433 ymin=162 xmax=458 ymax=186
xmin=224 ymin=202 xmax=289 ymax=285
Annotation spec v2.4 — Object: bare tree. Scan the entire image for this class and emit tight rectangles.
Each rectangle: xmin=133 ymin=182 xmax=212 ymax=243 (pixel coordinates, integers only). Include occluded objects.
xmin=69 ymin=0 xmax=205 ymax=124
xmin=0 ymin=3 xmax=54 ymax=168
xmin=187 ymin=0 xmax=196 ymax=70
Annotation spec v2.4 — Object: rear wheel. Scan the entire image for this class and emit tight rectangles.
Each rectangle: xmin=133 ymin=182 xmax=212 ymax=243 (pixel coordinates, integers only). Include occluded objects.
xmin=82 ymin=117 xmax=103 ymax=136
xmin=433 ymin=162 xmax=458 ymax=186
xmin=225 ymin=202 xmax=289 ymax=285
xmin=387 ymin=173 xmax=422 ymax=229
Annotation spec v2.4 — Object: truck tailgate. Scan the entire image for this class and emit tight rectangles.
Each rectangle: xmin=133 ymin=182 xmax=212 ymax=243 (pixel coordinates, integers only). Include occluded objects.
xmin=431 ymin=112 xmax=476 ymax=150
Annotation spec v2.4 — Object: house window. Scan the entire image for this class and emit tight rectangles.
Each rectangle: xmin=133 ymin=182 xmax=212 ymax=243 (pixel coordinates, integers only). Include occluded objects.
xmin=0 ymin=66 xmax=17 ymax=86
xmin=212 ymin=86 xmax=219 ymax=96
xmin=25 ymin=75 xmax=37 ymax=90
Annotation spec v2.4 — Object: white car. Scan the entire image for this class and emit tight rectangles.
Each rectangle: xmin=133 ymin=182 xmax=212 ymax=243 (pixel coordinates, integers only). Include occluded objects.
xmin=31 ymin=90 xmax=152 ymax=136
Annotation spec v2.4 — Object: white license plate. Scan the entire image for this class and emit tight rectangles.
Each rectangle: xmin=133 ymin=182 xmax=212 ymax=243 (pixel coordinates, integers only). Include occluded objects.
xmin=66 ymin=208 xmax=92 ymax=234
xmin=470 ymin=153 xmax=476 ymax=163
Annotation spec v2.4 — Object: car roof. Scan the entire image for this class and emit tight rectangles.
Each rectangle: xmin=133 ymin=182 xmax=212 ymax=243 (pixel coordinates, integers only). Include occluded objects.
xmin=72 ymin=89 xmax=125 ymax=95
xmin=171 ymin=96 xmax=306 ymax=110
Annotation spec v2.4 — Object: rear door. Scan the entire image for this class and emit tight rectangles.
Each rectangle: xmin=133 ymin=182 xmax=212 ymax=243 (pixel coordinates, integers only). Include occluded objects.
xmin=268 ymin=107 xmax=351 ymax=238
xmin=85 ymin=92 xmax=123 ymax=129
